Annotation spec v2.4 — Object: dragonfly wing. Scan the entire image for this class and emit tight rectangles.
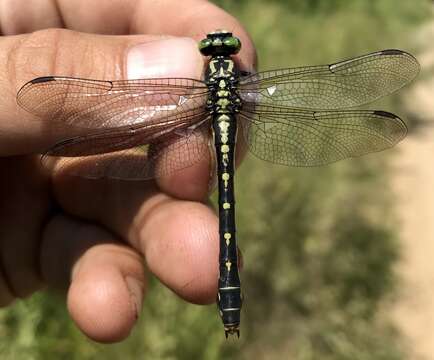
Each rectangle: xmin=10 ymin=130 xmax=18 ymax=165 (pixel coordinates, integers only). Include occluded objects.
xmin=42 ymin=112 xmax=211 ymax=180
xmin=238 ymin=50 xmax=419 ymax=109
xmin=239 ymin=104 xmax=407 ymax=166
xmin=17 ymin=76 xmax=208 ymax=129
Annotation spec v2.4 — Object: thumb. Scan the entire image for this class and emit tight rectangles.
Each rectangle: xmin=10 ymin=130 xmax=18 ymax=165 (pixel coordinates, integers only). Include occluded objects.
xmin=0 ymin=29 xmax=203 ymax=155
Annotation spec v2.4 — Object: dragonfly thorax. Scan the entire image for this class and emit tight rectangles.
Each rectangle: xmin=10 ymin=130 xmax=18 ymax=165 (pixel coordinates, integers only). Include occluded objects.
xmin=205 ymin=56 xmax=241 ymax=115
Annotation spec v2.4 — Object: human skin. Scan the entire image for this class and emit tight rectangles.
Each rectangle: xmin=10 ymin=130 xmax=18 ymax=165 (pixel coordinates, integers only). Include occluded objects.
xmin=0 ymin=0 xmax=256 ymax=343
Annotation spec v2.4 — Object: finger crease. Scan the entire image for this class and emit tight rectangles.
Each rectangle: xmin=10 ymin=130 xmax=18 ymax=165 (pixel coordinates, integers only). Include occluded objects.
xmin=51 ymin=0 xmax=66 ymax=28
xmin=132 ymin=196 xmax=173 ymax=251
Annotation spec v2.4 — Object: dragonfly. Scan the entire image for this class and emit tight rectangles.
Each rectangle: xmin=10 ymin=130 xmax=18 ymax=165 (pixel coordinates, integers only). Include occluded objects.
xmin=17 ymin=30 xmax=420 ymax=338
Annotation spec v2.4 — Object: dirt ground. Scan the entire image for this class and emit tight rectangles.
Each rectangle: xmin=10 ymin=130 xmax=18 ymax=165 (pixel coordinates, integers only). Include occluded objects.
xmin=391 ymin=18 xmax=434 ymax=360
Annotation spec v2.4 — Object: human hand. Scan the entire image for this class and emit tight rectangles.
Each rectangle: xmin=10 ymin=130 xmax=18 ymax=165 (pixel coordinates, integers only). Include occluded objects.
xmin=0 ymin=0 xmax=256 ymax=343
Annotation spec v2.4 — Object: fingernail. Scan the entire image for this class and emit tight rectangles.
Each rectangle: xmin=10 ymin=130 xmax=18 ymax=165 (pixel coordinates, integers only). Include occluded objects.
xmin=125 ymin=276 xmax=144 ymax=320
xmin=127 ymin=38 xmax=203 ymax=79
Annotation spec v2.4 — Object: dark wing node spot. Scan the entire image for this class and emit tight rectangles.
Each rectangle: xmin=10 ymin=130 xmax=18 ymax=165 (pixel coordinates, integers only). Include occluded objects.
xmin=30 ymin=76 xmax=56 ymax=84
xmin=380 ymin=49 xmax=405 ymax=56
xmin=373 ymin=110 xmax=399 ymax=119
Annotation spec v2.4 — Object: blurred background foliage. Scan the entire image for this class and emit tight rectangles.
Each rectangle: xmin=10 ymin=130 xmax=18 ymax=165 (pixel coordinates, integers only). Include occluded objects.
xmin=0 ymin=0 xmax=430 ymax=359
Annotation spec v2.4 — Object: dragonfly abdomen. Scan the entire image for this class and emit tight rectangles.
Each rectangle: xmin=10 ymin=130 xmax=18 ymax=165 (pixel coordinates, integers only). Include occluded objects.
xmin=213 ymin=110 xmax=241 ymax=338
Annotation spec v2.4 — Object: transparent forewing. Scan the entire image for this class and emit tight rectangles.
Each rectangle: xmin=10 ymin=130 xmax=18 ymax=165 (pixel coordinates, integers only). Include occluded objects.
xmin=239 ymin=104 xmax=407 ymax=166
xmin=239 ymin=50 xmax=419 ymax=109
xmin=17 ymin=76 xmax=208 ymax=129
xmin=42 ymin=115 xmax=212 ymax=180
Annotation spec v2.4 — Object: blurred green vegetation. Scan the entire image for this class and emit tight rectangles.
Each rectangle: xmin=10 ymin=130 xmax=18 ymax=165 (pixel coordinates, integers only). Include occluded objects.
xmin=0 ymin=0 xmax=430 ymax=359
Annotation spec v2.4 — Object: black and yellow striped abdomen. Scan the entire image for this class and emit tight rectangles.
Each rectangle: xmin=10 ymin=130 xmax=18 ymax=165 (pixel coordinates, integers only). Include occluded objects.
xmin=205 ymin=52 xmax=242 ymax=337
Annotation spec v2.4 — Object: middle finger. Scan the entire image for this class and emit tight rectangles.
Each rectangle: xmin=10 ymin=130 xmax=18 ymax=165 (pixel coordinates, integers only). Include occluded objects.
xmin=54 ymin=176 xmax=219 ymax=304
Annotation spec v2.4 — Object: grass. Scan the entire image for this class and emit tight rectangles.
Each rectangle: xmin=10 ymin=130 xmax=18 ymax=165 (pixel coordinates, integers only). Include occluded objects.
xmin=0 ymin=0 xmax=430 ymax=359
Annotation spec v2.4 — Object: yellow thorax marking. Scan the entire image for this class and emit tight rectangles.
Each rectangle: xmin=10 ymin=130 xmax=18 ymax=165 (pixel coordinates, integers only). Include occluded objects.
xmin=209 ymin=60 xmax=217 ymax=74
xmin=217 ymin=89 xmax=230 ymax=97
xmin=217 ymin=98 xmax=230 ymax=107
xmin=223 ymin=202 xmax=231 ymax=210
xmin=224 ymin=59 xmax=234 ymax=73
xmin=218 ymin=114 xmax=230 ymax=121
xmin=209 ymin=59 xmax=233 ymax=78
xmin=217 ymin=80 xmax=229 ymax=97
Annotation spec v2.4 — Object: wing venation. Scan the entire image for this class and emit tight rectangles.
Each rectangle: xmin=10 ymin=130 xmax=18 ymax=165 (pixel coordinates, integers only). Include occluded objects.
xmin=239 ymin=50 xmax=419 ymax=109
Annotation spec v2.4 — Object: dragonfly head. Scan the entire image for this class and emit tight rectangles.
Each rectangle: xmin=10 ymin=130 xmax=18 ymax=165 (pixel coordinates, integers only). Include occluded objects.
xmin=199 ymin=30 xmax=241 ymax=57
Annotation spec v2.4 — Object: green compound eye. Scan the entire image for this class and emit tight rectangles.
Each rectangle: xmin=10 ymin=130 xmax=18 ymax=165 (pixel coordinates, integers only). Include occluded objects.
xmin=198 ymin=38 xmax=212 ymax=51
xmin=223 ymin=37 xmax=241 ymax=53
xmin=199 ymin=38 xmax=214 ymax=56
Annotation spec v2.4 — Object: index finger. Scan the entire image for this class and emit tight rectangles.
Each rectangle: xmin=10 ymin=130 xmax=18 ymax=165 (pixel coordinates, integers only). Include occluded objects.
xmin=0 ymin=0 xmax=256 ymax=71
xmin=0 ymin=0 xmax=256 ymax=152
xmin=1 ymin=0 xmax=255 ymax=199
